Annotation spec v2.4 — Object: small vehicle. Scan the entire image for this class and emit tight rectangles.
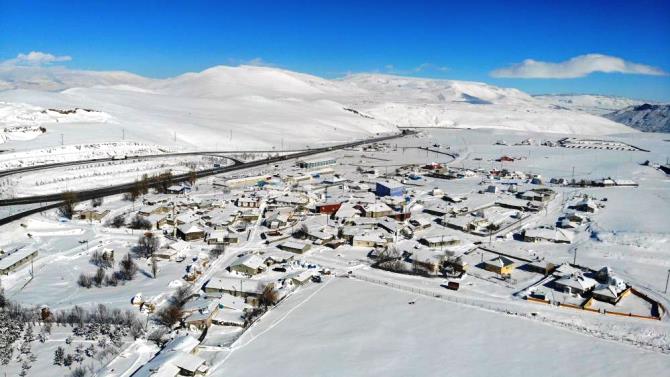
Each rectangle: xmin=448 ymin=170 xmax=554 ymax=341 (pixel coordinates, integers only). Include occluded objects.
xmin=443 ymin=281 xmax=460 ymax=291
xmin=273 ymin=267 xmax=287 ymax=272
xmin=311 ymin=275 xmax=322 ymax=283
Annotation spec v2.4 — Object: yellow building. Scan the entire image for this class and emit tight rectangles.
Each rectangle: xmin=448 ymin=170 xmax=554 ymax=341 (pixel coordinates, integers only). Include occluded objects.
xmin=483 ymin=256 xmax=515 ymax=275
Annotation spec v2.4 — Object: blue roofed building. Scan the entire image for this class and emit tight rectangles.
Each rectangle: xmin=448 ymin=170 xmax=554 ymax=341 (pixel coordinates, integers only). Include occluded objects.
xmin=375 ymin=180 xmax=404 ymax=197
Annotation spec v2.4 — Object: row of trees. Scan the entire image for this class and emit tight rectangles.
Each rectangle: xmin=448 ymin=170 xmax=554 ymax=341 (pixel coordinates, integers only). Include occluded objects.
xmin=56 ymin=168 xmax=196 ymax=220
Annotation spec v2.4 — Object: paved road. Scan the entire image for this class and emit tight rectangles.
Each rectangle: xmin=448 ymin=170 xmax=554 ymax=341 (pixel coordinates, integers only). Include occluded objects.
xmin=0 ymin=149 xmax=303 ymax=179
xmin=0 ymin=132 xmax=411 ymax=223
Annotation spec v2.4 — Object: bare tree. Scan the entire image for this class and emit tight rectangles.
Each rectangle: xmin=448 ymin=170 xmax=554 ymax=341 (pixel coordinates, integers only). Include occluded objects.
xmin=69 ymin=366 xmax=87 ymax=377
xmin=92 ymin=268 xmax=105 ymax=287
xmin=172 ymin=286 xmax=191 ymax=307
xmin=258 ymin=284 xmax=278 ymax=308
xmin=59 ymin=191 xmax=79 ymax=219
xmin=91 ymin=197 xmax=103 ymax=208
xmin=118 ymin=254 xmax=137 ymax=280
xmin=108 ymin=215 xmax=125 ymax=228
xmin=155 ymin=304 xmax=182 ymax=328
xmin=188 ymin=170 xmax=197 ymax=186
xmin=208 ymin=244 xmax=226 ymax=259
xmin=129 ymin=215 xmax=152 ymax=230
xmin=77 ymin=274 xmax=92 ymax=288
xmin=53 ymin=346 xmax=64 ymax=365
xmin=292 ymin=223 xmax=308 ymax=239
xmin=147 ymin=328 xmax=169 ymax=347
xmin=136 ymin=233 xmax=159 ymax=258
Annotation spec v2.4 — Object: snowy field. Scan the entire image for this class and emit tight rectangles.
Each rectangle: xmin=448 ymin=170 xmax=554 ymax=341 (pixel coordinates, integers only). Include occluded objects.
xmin=210 ymin=278 xmax=670 ymax=377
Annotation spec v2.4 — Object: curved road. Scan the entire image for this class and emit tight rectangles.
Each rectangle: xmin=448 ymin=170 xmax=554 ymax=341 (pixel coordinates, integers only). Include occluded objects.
xmin=0 ymin=149 xmax=312 ymax=179
xmin=0 ymin=132 xmax=412 ymax=224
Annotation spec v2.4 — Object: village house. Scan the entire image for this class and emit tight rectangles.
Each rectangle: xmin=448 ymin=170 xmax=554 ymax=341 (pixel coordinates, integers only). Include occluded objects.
xmin=409 ymin=216 xmax=432 ymax=231
xmin=138 ymin=204 xmax=170 ymax=217
xmin=375 ymin=180 xmax=404 ymax=197
xmin=334 ymin=202 xmax=360 ymax=223
xmin=76 ymin=208 xmax=110 ymax=222
xmin=483 ymin=256 xmax=516 ymax=276
xmin=264 ymin=208 xmax=292 ymax=229
xmin=272 ymin=193 xmax=309 ymax=208
xmin=277 ymin=241 xmax=311 ymax=254
xmin=352 ymin=231 xmax=389 ymax=248
xmin=177 ymin=223 xmax=206 ymax=241
xmin=210 ymin=308 xmax=245 ymax=327
xmin=263 ymin=250 xmax=295 ymax=266
xmin=523 ymin=228 xmax=574 ymax=244
xmin=171 ymin=212 xmax=200 ymax=226
xmin=288 ymin=270 xmax=315 ymax=286
xmin=203 ymin=209 xmax=238 ymax=230
xmin=0 ymin=248 xmax=38 ymax=275
xmin=553 ymin=273 xmax=597 ymax=295
xmin=206 ymin=229 xmax=239 ymax=245
xmin=443 ymin=216 xmax=474 ymax=232
xmin=517 ymin=188 xmax=555 ymax=202
xmin=297 ymin=157 xmax=337 ymax=169
xmin=133 ymin=335 xmax=208 ymax=377
xmin=315 ymin=202 xmax=342 ymax=215
xmin=167 ymin=184 xmax=191 ymax=195
xmin=305 ymin=228 xmax=335 ymax=244
xmin=203 ymin=276 xmax=270 ymax=300
xmin=228 ymin=254 xmax=266 ymax=276
xmin=215 ymin=174 xmax=271 ymax=188
xmin=236 ymin=196 xmax=261 ymax=208
xmin=570 ymin=198 xmax=599 ymax=213
xmin=361 ymin=202 xmax=394 ymax=218
xmin=419 ymin=235 xmax=460 ymax=248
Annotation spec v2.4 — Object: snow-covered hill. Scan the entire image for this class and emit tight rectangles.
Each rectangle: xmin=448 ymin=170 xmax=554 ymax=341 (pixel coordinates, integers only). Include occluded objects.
xmin=604 ymin=104 xmax=670 ymax=133
xmin=343 ymin=74 xmax=632 ymax=134
xmin=0 ymin=65 xmax=153 ymax=92
xmin=0 ymin=65 xmax=636 ymax=152
xmin=534 ymin=94 xmax=651 ymax=115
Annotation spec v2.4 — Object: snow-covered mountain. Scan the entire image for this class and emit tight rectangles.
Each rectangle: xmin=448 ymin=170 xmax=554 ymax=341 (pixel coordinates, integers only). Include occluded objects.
xmin=342 ymin=74 xmax=632 ymax=134
xmin=534 ymin=94 xmax=650 ymax=115
xmin=0 ymin=65 xmax=635 ymax=151
xmin=0 ymin=65 xmax=153 ymax=92
xmin=604 ymin=104 xmax=670 ymax=133
xmin=342 ymin=74 xmax=535 ymax=105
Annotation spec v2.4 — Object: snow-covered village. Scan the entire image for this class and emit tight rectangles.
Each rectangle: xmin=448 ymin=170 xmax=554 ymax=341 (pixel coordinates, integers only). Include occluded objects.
xmin=1 ymin=1 xmax=670 ymax=376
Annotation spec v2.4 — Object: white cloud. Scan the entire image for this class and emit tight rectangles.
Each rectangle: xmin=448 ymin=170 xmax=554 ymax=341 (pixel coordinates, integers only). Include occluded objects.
xmin=491 ymin=54 xmax=667 ymax=79
xmin=1 ymin=51 xmax=72 ymax=66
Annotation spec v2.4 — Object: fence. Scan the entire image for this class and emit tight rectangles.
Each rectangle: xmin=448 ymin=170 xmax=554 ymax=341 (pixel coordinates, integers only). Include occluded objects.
xmin=348 ymin=273 xmax=670 ymax=354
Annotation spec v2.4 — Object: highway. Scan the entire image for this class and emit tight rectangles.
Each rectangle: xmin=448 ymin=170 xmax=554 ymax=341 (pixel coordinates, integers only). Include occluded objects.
xmin=0 ymin=149 xmax=313 ymax=179
xmin=0 ymin=132 xmax=411 ymax=223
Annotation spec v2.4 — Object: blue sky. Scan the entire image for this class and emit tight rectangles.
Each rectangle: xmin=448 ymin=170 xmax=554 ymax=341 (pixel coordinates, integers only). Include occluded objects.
xmin=1 ymin=0 xmax=669 ymax=100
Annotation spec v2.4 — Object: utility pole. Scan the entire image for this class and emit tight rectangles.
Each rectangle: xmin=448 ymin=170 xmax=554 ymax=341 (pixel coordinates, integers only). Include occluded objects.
xmin=122 ymin=128 xmax=125 ymax=140
xmin=172 ymin=202 xmax=177 ymax=239
xmin=665 ymin=269 xmax=670 ymax=294
xmin=60 ymin=133 xmax=64 ymax=146
xmin=573 ymin=247 xmax=578 ymax=265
